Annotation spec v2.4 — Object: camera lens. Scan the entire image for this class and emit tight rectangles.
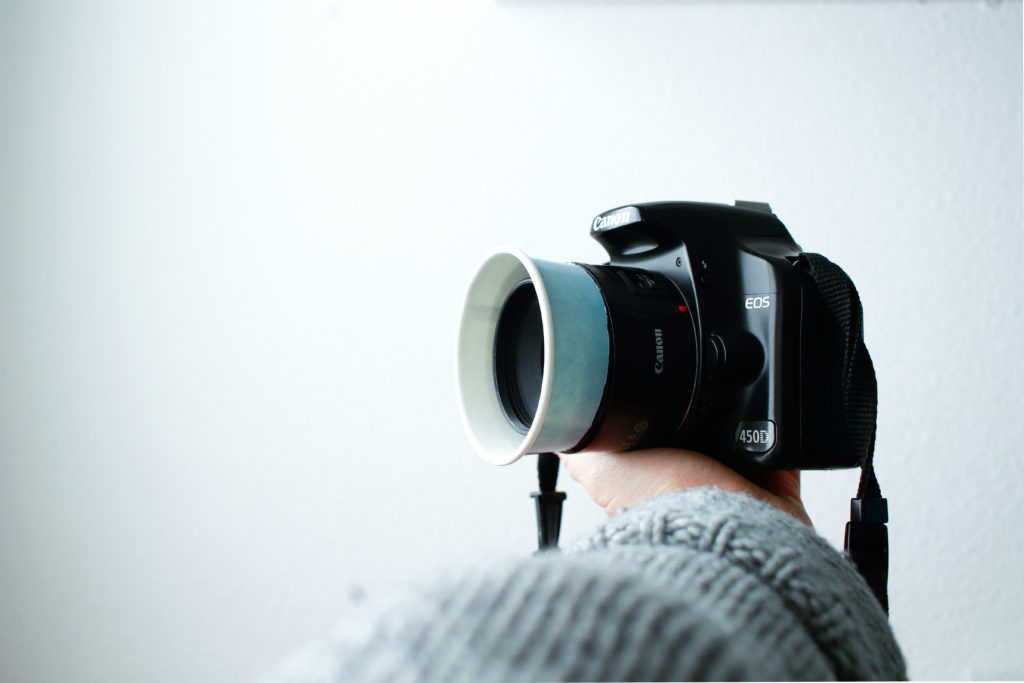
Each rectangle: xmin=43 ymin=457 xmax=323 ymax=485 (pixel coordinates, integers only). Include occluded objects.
xmin=570 ymin=265 xmax=698 ymax=453
xmin=493 ymin=280 xmax=544 ymax=433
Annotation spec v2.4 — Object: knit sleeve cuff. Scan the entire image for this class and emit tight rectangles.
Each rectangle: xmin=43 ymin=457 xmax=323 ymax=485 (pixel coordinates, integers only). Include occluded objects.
xmin=569 ymin=487 xmax=907 ymax=680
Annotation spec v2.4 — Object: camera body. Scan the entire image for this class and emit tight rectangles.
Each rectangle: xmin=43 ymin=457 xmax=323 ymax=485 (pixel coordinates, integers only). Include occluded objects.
xmin=455 ymin=201 xmax=869 ymax=470
xmin=575 ymin=201 xmax=858 ymax=470
xmin=457 ymin=201 xmax=885 ymax=599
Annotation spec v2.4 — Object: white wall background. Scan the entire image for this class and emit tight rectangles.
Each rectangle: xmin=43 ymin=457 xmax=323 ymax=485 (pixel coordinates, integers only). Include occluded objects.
xmin=1 ymin=0 xmax=1021 ymax=680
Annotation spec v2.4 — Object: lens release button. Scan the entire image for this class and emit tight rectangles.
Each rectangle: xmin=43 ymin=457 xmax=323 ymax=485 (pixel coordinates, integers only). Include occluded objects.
xmin=734 ymin=420 xmax=776 ymax=453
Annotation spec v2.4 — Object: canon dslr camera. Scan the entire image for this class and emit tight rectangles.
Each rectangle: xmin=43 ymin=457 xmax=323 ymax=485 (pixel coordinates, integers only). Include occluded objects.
xmin=456 ymin=201 xmax=876 ymax=472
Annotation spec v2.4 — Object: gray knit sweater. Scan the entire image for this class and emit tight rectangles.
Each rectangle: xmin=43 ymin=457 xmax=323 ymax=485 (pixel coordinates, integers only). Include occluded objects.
xmin=266 ymin=488 xmax=906 ymax=681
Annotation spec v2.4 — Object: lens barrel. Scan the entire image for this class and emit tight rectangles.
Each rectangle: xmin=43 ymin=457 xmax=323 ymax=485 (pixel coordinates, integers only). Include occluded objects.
xmin=456 ymin=249 xmax=698 ymax=464
xmin=571 ymin=264 xmax=697 ymax=453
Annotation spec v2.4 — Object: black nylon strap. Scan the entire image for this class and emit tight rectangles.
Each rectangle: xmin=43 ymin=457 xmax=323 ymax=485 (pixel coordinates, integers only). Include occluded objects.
xmin=538 ymin=451 xmax=559 ymax=494
xmin=795 ymin=253 xmax=889 ymax=615
xmin=532 ymin=453 xmax=566 ymax=552
xmin=795 ymin=253 xmax=878 ymax=470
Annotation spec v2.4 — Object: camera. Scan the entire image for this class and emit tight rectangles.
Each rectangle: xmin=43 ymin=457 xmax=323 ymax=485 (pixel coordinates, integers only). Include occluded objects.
xmin=455 ymin=201 xmax=875 ymax=472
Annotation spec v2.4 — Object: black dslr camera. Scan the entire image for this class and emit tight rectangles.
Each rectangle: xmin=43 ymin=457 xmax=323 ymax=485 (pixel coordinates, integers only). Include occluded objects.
xmin=455 ymin=201 xmax=887 ymax=611
xmin=456 ymin=201 xmax=875 ymax=472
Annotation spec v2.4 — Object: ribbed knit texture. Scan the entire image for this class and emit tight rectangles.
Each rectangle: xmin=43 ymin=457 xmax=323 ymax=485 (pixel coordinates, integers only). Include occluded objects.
xmin=264 ymin=488 xmax=906 ymax=682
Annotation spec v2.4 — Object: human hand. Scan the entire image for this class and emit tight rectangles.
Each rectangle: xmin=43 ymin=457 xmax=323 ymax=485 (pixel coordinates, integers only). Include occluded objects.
xmin=559 ymin=448 xmax=811 ymax=526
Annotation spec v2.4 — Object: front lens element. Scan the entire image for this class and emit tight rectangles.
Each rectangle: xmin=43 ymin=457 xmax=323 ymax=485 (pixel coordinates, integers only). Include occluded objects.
xmin=455 ymin=249 xmax=610 ymax=464
xmin=493 ymin=281 xmax=544 ymax=433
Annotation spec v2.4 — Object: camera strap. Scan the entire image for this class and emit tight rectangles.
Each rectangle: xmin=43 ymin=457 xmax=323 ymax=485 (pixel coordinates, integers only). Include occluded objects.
xmin=532 ymin=452 xmax=566 ymax=553
xmin=795 ymin=253 xmax=890 ymax=615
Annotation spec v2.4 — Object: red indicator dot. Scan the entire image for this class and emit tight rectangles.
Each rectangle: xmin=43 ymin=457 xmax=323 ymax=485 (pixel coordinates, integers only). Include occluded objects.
xmin=678 ymin=305 xmax=688 ymax=313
